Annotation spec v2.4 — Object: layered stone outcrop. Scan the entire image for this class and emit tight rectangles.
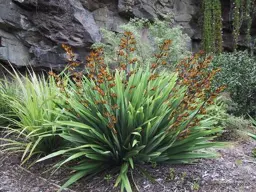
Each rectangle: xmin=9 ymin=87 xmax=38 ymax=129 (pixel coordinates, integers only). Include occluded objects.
xmin=0 ymin=0 xmax=255 ymax=70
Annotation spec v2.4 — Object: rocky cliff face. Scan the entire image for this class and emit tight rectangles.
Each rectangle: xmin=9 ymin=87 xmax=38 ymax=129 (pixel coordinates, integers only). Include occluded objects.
xmin=0 ymin=0 xmax=254 ymax=70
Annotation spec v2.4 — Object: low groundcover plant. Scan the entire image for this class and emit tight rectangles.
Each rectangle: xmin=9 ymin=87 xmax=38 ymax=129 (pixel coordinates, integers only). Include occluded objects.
xmin=37 ymin=28 xmax=225 ymax=192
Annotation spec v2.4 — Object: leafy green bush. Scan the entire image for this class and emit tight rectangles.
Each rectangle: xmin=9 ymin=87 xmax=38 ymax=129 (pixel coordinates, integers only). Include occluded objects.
xmin=0 ymin=69 xmax=64 ymax=163
xmin=211 ymin=51 xmax=256 ymax=116
xmin=38 ymin=31 xmax=224 ymax=191
xmin=96 ymin=18 xmax=191 ymax=71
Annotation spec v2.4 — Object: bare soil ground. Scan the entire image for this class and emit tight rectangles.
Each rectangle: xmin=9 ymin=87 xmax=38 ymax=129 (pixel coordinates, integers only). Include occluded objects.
xmin=0 ymin=139 xmax=256 ymax=192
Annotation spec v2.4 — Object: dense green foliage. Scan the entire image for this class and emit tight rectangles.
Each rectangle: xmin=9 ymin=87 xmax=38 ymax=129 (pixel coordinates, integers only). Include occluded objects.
xmin=212 ymin=51 xmax=256 ymax=116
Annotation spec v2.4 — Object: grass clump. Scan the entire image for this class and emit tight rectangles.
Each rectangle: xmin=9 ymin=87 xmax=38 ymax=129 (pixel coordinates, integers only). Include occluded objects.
xmin=0 ymin=80 xmax=14 ymax=126
xmin=248 ymin=117 xmax=256 ymax=141
xmin=0 ymin=69 xmax=64 ymax=163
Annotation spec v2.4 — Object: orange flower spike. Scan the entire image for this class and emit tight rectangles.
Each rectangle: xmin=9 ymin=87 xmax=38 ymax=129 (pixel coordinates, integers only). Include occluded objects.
xmin=120 ymin=38 xmax=127 ymax=43
xmin=155 ymin=54 xmax=162 ymax=59
xmin=164 ymin=39 xmax=172 ymax=45
xmin=198 ymin=50 xmax=205 ymax=55
xmin=107 ymin=123 xmax=115 ymax=129
xmin=120 ymin=44 xmax=126 ymax=49
xmin=118 ymin=50 xmax=125 ymax=56
xmin=97 ymin=74 xmax=104 ymax=79
xmin=109 ymin=83 xmax=116 ymax=88
xmin=103 ymin=112 xmax=111 ymax=117
xmin=97 ymin=79 xmax=104 ymax=84
xmin=162 ymin=60 xmax=167 ymax=65
xmin=124 ymin=31 xmax=131 ymax=36
xmin=130 ymin=39 xmax=136 ymax=44
xmin=132 ymin=58 xmax=138 ymax=63
xmin=111 ymin=115 xmax=117 ymax=124
xmin=112 ymin=104 xmax=119 ymax=110
xmin=188 ymin=106 xmax=197 ymax=111
xmin=93 ymin=86 xmax=99 ymax=91
xmin=111 ymin=93 xmax=117 ymax=98
xmin=151 ymin=87 xmax=157 ymax=91
xmin=75 ymin=81 xmax=83 ymax=87
xmin=120 ymin=63 xmax=127 ymax=70
xmin=163 ymin=45 xmax=170 ymax=51
xmin=129 ymin=59 xmax=134 ymax=64
xmin=98 ymin=89 xmax=105 ymax=96
xmin=88 ymin=73 xmax=94 ymax=79
xmin=99 ymin=60 xmax=105 ymax=65
xmin=87 ymin=63 xmax=94 ymax=68
xmin=48 ymin=71 xmax=56 ymax=76
xmin=149 ymin=74 xmax=159 ymax=81
xmin=176 ymin=116 xmax=183 ymax=122
xmin=107 ymin=76 xmax=113 ymax=81
xmin=151 ymin=63 xmax=158 ymax=69
xmin=200 ymin=109 xmax=207 ymax=114
xmin=130 ymin=85 xmax=136 ymax=90
xmin=130 ymin=47 xmax=135 ymax=52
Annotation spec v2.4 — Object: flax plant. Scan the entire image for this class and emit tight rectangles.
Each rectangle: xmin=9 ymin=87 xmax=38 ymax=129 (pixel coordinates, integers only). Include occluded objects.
xmin=38 ymin=32 xmax=225 ymax=192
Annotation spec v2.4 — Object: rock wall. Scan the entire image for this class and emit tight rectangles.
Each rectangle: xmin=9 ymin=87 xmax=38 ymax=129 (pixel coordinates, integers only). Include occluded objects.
xmin=0 ymin=0 xmax=255 ymax=70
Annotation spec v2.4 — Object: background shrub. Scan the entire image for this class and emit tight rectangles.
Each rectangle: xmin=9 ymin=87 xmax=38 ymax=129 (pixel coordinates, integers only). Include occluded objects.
xmin=219 ymin=115 xmax=252 ymax=141
xmin=95 ymin=19 xmax=191 ymax=71
xmin=211 ymin=51 xmax=256 ymax=117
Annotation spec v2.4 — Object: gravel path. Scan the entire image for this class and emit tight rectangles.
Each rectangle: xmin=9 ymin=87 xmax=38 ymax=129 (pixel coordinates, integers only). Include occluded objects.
xmin=0 ymin=140 xmax=256 ymax=192
xmin=0 ymin=153 xmax=71 ymax=192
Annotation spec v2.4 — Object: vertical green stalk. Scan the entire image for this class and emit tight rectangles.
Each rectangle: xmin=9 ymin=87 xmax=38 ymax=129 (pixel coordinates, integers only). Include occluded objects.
xmin=245 ymin=0 xmax=252 ymax=47
xmin=213 ymin=0 xmax=223 ymax=53
xmin=233 ymin=0 xmax=242 ymax=50
xmin=202 ymin=0 xmax=223 ymax=53
xmin=203 ymin=0 xmax=214 ymax=53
